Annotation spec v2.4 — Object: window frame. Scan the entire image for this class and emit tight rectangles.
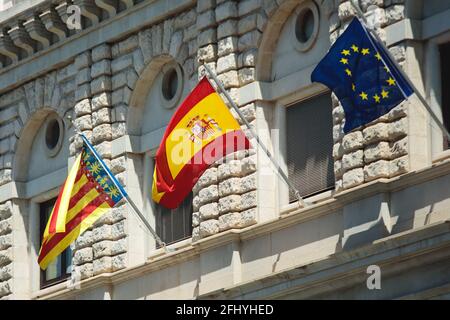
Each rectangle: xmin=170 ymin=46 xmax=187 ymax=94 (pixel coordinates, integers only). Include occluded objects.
xmin=284 ymin=91 xmax=336 ymax=202
xmin=39 ymin=198 xmax=72 ymax=289
xmin=275 ymin=85 xmax=335 ymax=212
xmin=154 ymin=191 xmax=193 ymax=247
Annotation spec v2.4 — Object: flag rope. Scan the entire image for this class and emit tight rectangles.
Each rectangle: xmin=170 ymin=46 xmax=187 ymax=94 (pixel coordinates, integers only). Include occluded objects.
xmin=199 ymin=62 xmax=307 ymax=208
xmin=350 ymin=0 xmax=450 ymax=143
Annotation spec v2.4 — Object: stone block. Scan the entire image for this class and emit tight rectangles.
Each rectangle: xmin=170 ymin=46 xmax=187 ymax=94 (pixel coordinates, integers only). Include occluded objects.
xmin=197 ymin=10 xmax=216 ymax=30
xmin=198 ymin=184 xmax=219 ymax=205
xmin=93 ymin=240 xmax=115 ymax=259
xmin=218 ymin=177 xmax=242 ymax=197
xmin=0 ymin=219 xmax=11 ymax=236
xmin=74 ymin=99 xmax=91 ymax=117
xmin=73 ymin=247 xmax=93 ymax=265
xmin=0 ymin=279 xmax=12 ymax=297
xmin=217 ymin=53 xmax=238 ymax=73
xmin=198 ymin=44 xmax=217 ymax=63
xmin=0 ymin=248 xmax=12 ymax=267
xmin=216 ymin=2 xmax=238 ymax=22
xmin=92 ymin=124 xmax=112 ymax=144
xmin=91 ymin=60 xmax=111 ymax=78
xmin=93 ymin=256 xmax=112 ymax=275
xmin=199 ymin=219 xmax=220 ymax=238
xmin=0 ymin=202 xmax=12 ymax=221
xmin=112 ymin=253 xmax=127 ymax=271
xmin=342 ymin=150 xmax=364 ymax=170
xmin=199 ymin=202 xmax=219 ymax=220
xmin=0 ymin=264 xmax=11 ymax=282
xmin=238 ymin=30 xmax=261 ymax=51
xmin=364 ymin=160 xmax=390 ymax=182
xmin=342 ymin=131 xmax=364 ymax=152
xmin=193 ymin=212 xmax=200 ymax=227
xmin=219 ymin=194 xmax=241 ymax=214
xmin=343 ymin=168 xmax=364 ymax=189
xmin=92 ymin=44 xmax=111 ymax=62
xmin=0 ymin=235 xmax=11 ymax=251
xmin=74 ymin=263 xmax=93 ymax=280
xmin=218 ymin=36 xmax=238 ymax=57
xmin=91 ymin=76 xmax=112 ymax=95
xmin=218 ymin=160 xmax=242 ymax=180
xmin=218 ymin=19 xmax=238 ymax=39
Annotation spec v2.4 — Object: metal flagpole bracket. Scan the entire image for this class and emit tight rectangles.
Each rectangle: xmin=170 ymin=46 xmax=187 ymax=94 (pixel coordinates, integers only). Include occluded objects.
xmin=199 ymin=60 xmax=307 ymax=208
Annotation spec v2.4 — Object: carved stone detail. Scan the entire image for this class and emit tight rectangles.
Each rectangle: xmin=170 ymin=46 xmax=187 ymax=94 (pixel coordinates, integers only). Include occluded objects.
xmin=95 ymin=0 xmax=118 ymax=18
xmin=40 ymin=6 xmax=69 ymax=41
xmin=8 ymin=22 xmax=36 ymax=57
xmin=24 ymin=14 xmax=53 ymax=49
xmin=0 ymin=29 xmax=20 ymax=64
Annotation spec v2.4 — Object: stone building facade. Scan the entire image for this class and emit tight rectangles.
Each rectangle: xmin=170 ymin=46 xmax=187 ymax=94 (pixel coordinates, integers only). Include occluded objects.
xmin=0 ymin=0 xmax=450 ymax=299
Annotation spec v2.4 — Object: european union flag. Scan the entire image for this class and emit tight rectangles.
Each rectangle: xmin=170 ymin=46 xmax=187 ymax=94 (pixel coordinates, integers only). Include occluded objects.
xmin=311 ymin=18 xmax=413 ymax=133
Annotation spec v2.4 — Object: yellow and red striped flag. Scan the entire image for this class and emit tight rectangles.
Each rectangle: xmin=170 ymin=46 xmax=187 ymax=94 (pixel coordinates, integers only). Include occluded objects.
xmin=38 ymin=135 xmax=126 ymax=270
xmin=152 ymin=76 xmax=251 ymax=209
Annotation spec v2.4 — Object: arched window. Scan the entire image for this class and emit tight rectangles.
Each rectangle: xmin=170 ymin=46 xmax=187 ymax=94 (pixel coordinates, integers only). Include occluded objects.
xmin=128 ymin=57 xmax=193 ymax=249
xmin=256 ymin=0 xmax=335 ymax=213
xmin=14 ymin=110 xmax=71 ymax=290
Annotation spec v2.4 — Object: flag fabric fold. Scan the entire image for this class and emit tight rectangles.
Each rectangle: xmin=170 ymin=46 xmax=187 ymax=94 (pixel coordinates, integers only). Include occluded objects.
xmin=152 ymin=76 xmax=251 ymax=209
xmin=38 ymin=136 xmax=125 ymax=270
xmin=311 ymin=18 xmax=414 ymax=133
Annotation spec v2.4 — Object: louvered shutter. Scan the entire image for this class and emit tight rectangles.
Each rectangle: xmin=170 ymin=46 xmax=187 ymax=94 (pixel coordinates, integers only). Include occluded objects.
xmin=286 ymin=93 xmax=335 ymax=201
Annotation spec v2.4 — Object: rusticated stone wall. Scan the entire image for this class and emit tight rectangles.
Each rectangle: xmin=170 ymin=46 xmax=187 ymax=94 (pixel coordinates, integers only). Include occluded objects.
xmin=332 ymin=0 xmax=409 ymax=192
xmin=0 ymin=201 xmax=12 ymax=299
xmin=0 ymin=0 xmax=418 ymax=299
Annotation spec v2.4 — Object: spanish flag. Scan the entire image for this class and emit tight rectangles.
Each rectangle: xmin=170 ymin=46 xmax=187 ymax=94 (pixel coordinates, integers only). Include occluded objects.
xmin=38 ymin=135 xmax=126 ymax=270
xmin=152 ymin=76 xmax=251 ymax=209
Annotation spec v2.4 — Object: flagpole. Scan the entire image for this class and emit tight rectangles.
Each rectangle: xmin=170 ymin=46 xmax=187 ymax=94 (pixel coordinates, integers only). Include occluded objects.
xmin=199 ymin=61 xmax=307 ymax=208
xmin=350 ymin=0 xmax=450 ymax=143
xmin=67 ymin=116 xmax=169 ymax=252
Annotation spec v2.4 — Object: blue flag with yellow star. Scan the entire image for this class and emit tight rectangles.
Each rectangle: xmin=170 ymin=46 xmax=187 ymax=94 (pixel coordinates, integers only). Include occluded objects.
xmin=311 ymin=18 xmax=413 ymax=133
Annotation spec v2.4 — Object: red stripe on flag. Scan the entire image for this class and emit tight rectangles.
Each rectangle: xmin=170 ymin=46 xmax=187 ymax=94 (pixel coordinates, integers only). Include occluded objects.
xmin=158 ymin=130 xmax=250 ymax=209
xmin=155 ymin=77 xmax=216 ymax=187
xmin=48 ymin=177 xmax=69 ymax=234
xmin=68 ymin=178 xmax=96 ymax=210
xmin=38 ymin=195 xmax=110 ymax=263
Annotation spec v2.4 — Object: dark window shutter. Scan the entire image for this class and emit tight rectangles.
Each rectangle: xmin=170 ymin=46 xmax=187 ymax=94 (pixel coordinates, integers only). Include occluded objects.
xmin=155 ymin=192 xmax=193 ymax=246
xmin=439 ymin=42 xmax=450 ymax=149
xmin=286 ymin=93 xmax=335 ymax=201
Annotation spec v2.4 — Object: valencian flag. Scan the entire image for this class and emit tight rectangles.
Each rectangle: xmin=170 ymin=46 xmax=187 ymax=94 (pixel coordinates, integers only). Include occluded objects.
xmin=38 ymin=134 xmax=126 ymax=270
xmin=152 ymin=76 xmax=251 ymax=209
xmin=311 ymin=18 xmax=414 ymax=133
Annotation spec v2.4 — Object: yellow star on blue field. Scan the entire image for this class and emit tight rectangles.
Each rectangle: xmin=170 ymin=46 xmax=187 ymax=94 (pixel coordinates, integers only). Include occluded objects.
xmin=351 ymin=44 xmax=359 ymax=53
xmin=345 ymin=69 xmax=352 ymax=77
xmin=340 ymin=58 xmax=349 ymax=65
xmin=352 ymin=83 xmax=356 ymax=91
xmin=381 ymin=89 xmax=389 ymax=99
xmin=359 ymin=92 xmax=368 ymax=101
xmin=375 ymin=52 xmax=382 ymax=61
xmin=361 ymin=48 xmax=370 ymax=55
xmin=342 ymin=49 xmax=351 ymax=56
xmin=373 ymin=94 xmax=381 ymax=103
xmin=386 ymin=77 xmax=396 ymax=86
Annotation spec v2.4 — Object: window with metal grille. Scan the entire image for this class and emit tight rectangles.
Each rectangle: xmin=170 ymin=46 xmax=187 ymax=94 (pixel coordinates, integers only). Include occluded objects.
xmin=154 ymin=192 xmax=193 ymax=247
xmin=286 ymin=93 xmax=335 ymax=202
xmin=40 ymin=198 xmax=72 ymax=288
xmin=439 ymin=42 xmax=450 ymax=149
